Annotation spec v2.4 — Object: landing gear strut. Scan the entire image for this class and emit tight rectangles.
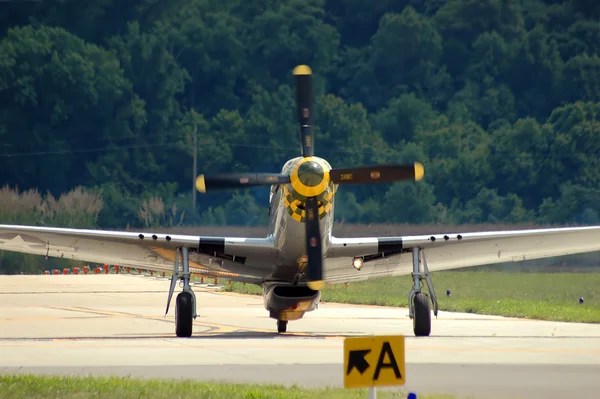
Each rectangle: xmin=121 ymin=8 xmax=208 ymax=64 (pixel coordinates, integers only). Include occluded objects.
xmin=165 ymin=247 xmax=197 ymax=337
xmin=408 ymin=247 xmax=438 ymax=336
xmin=277 ymin=320 xmax=288 ymax=333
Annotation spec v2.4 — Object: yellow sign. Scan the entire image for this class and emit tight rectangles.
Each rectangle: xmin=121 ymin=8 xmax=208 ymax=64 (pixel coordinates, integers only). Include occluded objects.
xmin=343 ymin=335 xmax=405 ymax=388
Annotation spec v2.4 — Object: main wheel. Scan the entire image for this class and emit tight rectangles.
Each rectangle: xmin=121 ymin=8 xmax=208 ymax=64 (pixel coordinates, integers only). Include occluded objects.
xmin=277 ymin=320 xmax=287 ymax=333
xmin=175 ymin=291 xmax=193 ymax=338
xmin=413 ymin=292 xmax=431 ymax=337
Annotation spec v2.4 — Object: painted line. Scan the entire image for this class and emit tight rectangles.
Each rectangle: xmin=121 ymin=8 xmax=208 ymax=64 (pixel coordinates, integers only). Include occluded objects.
xmin=213 ymin=291 xmax=260 ymax=298
xmin=0 ymin=342 xmax=340 ymax=349
xmin=0 ymin=290 xmax=169 ymax=295
xmin=44 ymin=306 xmax=268 ymax=335
xmin=47 ymin=305 xmax=338 ymax=337
xmin=48 ymin=306 xmax=134 ymax=318
xmin=408 ymin=345 xmax=600 ymax=355
xmin=0 ymin=341 xmax=599 ymax=356
xmin=0 ymin=316 xmax=106 ymax=322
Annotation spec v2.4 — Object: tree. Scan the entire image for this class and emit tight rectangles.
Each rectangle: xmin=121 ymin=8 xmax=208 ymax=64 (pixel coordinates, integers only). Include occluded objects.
xmin=370 ymin=93 xmax=437 ymax=144
xmin=0 ymin=25 xmax=145 ymax=196
xmin=2 ymin=0 xmax=600 ymax=234
xmin=362 ymin=7 xmax=444 ymax=108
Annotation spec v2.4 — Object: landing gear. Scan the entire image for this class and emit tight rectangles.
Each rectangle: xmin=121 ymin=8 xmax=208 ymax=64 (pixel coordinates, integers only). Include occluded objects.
xmin=165 ymin=247 xmax=197 ymax=338
xmin=277 ymin=320 xmax=288 ymax=333
xmin=412 ymin=292 xmax=431 ymax=336
xmin=408 ymin=247 xmax=438 ymax=337
xmin=175 ymin=291 xmax=193 ymax=337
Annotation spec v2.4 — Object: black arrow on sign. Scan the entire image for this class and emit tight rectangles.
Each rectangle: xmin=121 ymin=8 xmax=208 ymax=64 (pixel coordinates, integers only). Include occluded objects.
xmin=347 ymin=349 xmax=371 ymax=375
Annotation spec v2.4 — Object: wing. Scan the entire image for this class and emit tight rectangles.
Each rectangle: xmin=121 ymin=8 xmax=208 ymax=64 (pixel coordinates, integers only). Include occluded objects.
xmin=0 ymin=224 xmax=275 ymax=283
xmin=324 ymin=225 xmax=600 ymax=283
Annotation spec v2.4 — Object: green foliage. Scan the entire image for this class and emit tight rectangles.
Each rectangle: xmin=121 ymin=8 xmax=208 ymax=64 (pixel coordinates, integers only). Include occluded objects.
xmin=0 ymin=0 xmax=599 ymax=233
xmin=0 ymin=25 xmax=144 ymax=196
xmin=370 ymin=93 xmax=437 ymax=143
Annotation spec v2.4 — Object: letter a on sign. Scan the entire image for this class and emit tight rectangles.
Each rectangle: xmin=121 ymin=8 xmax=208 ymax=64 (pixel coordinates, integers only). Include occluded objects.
xmin=373 ymin=342 xmax=401 ymax=380
xmin=343 ymin=335 xmax=406 ymax=388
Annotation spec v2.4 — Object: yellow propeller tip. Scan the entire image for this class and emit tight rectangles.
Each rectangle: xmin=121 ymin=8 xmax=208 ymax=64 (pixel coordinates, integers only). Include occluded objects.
xmin=414 ymin=162 xmax=424 ymax=181
xmin=293 ymin=65 xmax=312 ymax=76
xmin=195 ymin=175 xmax=206 ymax=193
xmin=307 ymin=280 xmax=325 ymax=290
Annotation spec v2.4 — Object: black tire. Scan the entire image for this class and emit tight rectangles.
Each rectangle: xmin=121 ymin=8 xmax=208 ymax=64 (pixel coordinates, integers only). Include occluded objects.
xmin=277 ymin=320 xmax=287 ymax=333
xmin=175 ymin=291 xmax=193 ymax=338
xmin=413 ymin=292 xmax=431 ymax=337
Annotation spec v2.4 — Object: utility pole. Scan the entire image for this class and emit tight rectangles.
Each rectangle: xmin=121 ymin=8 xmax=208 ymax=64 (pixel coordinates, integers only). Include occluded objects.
xmin=192 ymin=117 xmax=198 ymax=211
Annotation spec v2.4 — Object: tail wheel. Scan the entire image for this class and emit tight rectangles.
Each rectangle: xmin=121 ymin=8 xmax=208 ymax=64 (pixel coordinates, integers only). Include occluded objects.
xmin=175 ymin=291 xmax=193 ymax=338
xmin=277 ymin=320 xmax=288 ymax=333
xmin=413 ymin=292 xmax=431 ymax=337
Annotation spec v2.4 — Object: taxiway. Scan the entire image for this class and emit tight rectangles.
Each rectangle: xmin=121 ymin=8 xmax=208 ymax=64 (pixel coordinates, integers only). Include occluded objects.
xmin=1 ymin=275 xmax=599 ymax=398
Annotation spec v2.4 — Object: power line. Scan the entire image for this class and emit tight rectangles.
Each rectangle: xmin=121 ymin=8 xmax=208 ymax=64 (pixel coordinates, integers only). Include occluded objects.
xmin=0 ymin=142 xmax=182 ymax=157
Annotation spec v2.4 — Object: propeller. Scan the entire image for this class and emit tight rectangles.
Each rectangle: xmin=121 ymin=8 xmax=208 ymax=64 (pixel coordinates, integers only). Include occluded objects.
xmin=196 ymin=173 xmax=290 ymax=193
xmin=305 ymin=196 xmax=323 ymax=289
xmin=293 ymin=65 xmax=314 ymax=157
xmin=194 ymin=64 xmax=425 ymax=291
xmin=330 ymin=163 xmax=424 ymax=185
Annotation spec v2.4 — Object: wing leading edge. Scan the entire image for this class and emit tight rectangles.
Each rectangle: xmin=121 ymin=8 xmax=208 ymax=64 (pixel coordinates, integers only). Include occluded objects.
xmin=0 ymin=224 xmax=275 ymax=283
xmin=328 ymin=225 xmax=600 ymax=274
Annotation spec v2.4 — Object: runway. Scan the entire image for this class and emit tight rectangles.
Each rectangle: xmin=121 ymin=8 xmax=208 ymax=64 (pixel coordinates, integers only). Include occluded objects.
xmin=1 ymin=275 xmax=599 ymax=399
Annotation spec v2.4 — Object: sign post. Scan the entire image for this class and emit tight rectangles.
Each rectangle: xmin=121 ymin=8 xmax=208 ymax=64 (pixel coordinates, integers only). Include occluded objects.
xmin=343 ymin=335 xmax=406 ymax=398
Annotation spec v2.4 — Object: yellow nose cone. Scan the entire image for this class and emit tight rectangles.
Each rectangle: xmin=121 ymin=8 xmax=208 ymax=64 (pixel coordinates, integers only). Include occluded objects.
xmin=289 ymin=157 xmax=331 ymax=198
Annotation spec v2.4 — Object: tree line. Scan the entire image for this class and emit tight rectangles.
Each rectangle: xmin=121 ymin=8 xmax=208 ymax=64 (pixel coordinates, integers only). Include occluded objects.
xmin=0 ymin=0 xmax=599 ymax=232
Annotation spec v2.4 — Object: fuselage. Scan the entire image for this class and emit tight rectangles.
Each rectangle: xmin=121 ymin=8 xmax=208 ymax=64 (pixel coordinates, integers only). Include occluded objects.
xmin=265 ymin=156 xmax=337 ymax=280
xmin=260 ymin=156 xmax=337 ymax=321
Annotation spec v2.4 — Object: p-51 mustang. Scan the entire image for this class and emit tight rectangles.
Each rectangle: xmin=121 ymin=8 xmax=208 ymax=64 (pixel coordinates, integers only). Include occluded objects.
xmin=3 ymin=65 xmax=600 ymax=338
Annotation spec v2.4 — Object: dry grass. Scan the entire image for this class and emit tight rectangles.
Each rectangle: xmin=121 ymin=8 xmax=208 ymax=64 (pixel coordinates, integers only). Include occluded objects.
xmin=0 ymin=185 xmax=103 ymax=227
xmin=40 ymin=187 xmax=103 ymax=227
xmin=0 ymin=186 xmax=103 ymax=274
xmin=0 ymin=186 xmax=44 ymax=225
xmin=0 ymin=186 xmax=188 ymax=274
xmin=138 ymin=196 xmax=185 ymax=228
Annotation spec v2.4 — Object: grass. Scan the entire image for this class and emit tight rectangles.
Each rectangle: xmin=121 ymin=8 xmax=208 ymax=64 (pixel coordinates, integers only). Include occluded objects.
xmin=0 ymin=375 xmax=460 ymax=399
xmin=222 ymin=271 xmax=600 ymax=323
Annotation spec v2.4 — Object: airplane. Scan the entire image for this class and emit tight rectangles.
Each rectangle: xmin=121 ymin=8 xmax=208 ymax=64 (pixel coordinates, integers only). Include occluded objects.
xmin=2 ymin=64 xmax=600 ymax=338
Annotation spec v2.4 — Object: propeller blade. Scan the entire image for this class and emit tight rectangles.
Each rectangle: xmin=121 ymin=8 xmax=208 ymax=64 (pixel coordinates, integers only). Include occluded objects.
xmin=330 ymin=162 xmax=424 ymax=185
xmin=196 ymin=173 xmax=290 ymax=193
xmin=305 ymin=196 xmax=324 ymax=290
xmin=293 ymin=65 xmax=314 ymax=157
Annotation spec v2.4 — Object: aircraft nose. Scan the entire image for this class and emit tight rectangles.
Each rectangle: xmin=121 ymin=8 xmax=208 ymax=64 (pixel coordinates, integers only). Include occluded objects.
xmin=298 ymin=160 xmax=324 ymax=187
